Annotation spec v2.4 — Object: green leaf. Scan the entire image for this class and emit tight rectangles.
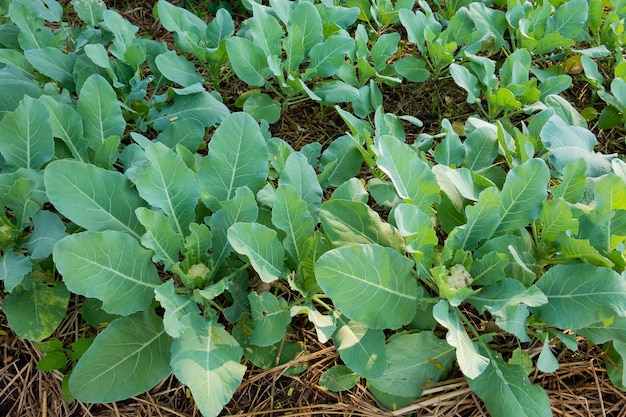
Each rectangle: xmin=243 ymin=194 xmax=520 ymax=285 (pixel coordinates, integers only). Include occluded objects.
xmin=25 ymin=210 xmax=67 ymax=260
xmin=225 ymin=37 xmax=270 ymax=87
xmin=69 ymin=309 xmax=172 ymax=403
xmin=467 ymin=352 xmax=551 ymax=417
xmin=450 ymin=63 xmax=481 ymax=104
xmin=135 ymin=208 xmax=182 ymax=269
xmin=550 ymin=158 xmax=586 ymax=203
xmin=468 ymin=279 xmax=547 ymax=342
xmin=0 ymin=95 xmax=53 ymax=170
xmin=71 ymin=0 xmax=106 ymax=26
xmin=455 ymin=187 xmax=501 ymax=250
xmin=154 ymin=280 xmax=200 ymax=338
xmin=546 ymin=0 xmax=588 ymax=39
xmin=155 ymin=50 xmax=203 ymax=87
xmin=249 ymin=2 xmax=283 ymax=57
xmin=44 ymin=160 xmax=146 ymax=239
xmin=533 ymin=264 xmax=626 ymax=330
xmin=249 ymin=291 xmax=291 ymax=346
xmin=3 ymin=276 xmax=69 ymax=342
xmin=496 ymin=159 xmax=549 ymax=234
xmin=102 ymin=10 xmax=138 ymax=60
xmin=156 ymin=119 xmax=205 ymax=153
xmin=0 ymin=252 xmax=32 ymax=292
xmin=433 ymin=300 xmax=489 ymax=379
xmin=332 ymin=312 xmax=386 ymax=378
xmin=540 ymin=115 xmax=612 ymax=177
xmin=320 ymin=199 xmax=405 ymax=251
xmin=316 ymin=244 xmax=417 ymax=330
xmin=283 ymin=25 xmax=305 ymax=73
xmin=53 ymin=231 xmax=161 ymax=316
xmin=319 ymin=134 xmax=363 ymax=188
xmin=312 ymin=80 xmax=360 ymax=103
xmin=171 ymin=315 xmax=245 ymax=417
xmin=243 ymin=93 xmax=281 ymax=124
xmin=206 ymin=8 xmax=234 ymax=48
xmin=278 ymin=152 xmax=322 ymax=221
xmin=39 ymin=95 xmax=89 ymax=162
xmin=157 ymin=0 xmax=206 ymax=54
xmin=209 ymin=187 xmax=259 ymax=268
xmin=198 ymin=112 xmax=268 ymax=211
xmin=132 ymin=138 xmax=199 ymax=235
xmin=149 ymin=91 xmax=230 ymax=131
xmin=393 ymin=203 xmax=438 ymax=253
xmin=376 ymin=135 xmax=440 ymax=212
xmin=434 ymin=119 xmax=464 ymax=167
xmin=470 ymin=251 xmax=508 ymax=286
xmin=537 ymin=338 xmax=559 ymax=373
xmin=369 ymin=331 xmax=455 ymax=398
xmin=307 ymin=35 xmax=355 ymax=78
xmin=227 ymin=222 xmax=286 ymax=283
xmin=556 ymin=233 xmax=614 ymax=267
xmin=271 ymin=186 xmax=315 ymax=265
xmin=289 ymin=1 xmax=323 ymax=53
xmin=319 ymin=365 xmax=360 ymax=392
xmin=24 ymin=47 xmax=76 ymax=90
xmin=76 ymin=74 xmax=125 ymax=145
xmin=463 ymin=126 xmax=498 ymax=171
xmin=539 ymin=198 xmax=578 ymax=243
xmin=595 ymin=174 xmax=626 ymax=212
xmin=467 ymin=2 xmax=507 ymax=50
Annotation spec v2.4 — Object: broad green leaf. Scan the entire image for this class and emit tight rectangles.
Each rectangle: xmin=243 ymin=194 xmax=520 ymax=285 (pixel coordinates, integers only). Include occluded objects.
xmin=278 ymin=152 xmax=322 ymax=220
xmin=69 ymin=309 xmax=172 ymax=403
xmin=550 ymin=158 xmax=586 ymax=203
xmin=102 ymin=9 xmax=138 ymax=60
xmin=8 ymin=2 xmax=55 ymax=50
xmin=433 ymin=300 xmax=489 ymax=379
xmin=470 ymin=251 xmax=508 ymax=286
xmin=71 ymin=0 xmax=106 ymax=26
xmin=209 ymin=187 xmax=259 ymax=268
xmin=537 ymin=338 xmax=559 ymax=373
xmin=243 ymin=93 xmax=281 ymax=124
xmin=393 ymin=203 xmax=438 ymax=253
xmin=332 ymin=312 xmax=386 ymax=378
xmin=135 ymin=208 xmax=182 ymax=269
xmin=369 ymin=331 xmax=455 ymax=398
xmin=39 ymin=95 xmax=88 ymax=162
xmin=44 ymin=160 xmax=146 ymax=239
xmin=0 ymin=95 xmax=52 ymax=170
xmin=3 ymin=276 xmax=69 ymax=342
xmin=76 ymin=74 xmax=125 ymax=145
xmin=319 ymin=134 xmax=363 ymax=188
xmin=540 ymin=115 xmax=612 ymax=177
xmin=156 ymin=118 xmax=205 ymax=153
xmin=25 ymin=210 xmax=67 ymax=260
xmin=557 ymin=233 xmax=614 ymax=267
xmin=319 ymin=365 xmax=360 ymax=392
xmin=198 ymin=112 xmax=268 ymax=211
xmin=312 ymin=80 xmax=360 ymax=103
xmin=185 ymin=223 xmax=212 ymax=265
xmin=53 ymin=231 xmax=161 ymax=316
xmin=432 ymin=165 xmax=479 ymax=211
xmin=307 ymin=35 xmax=355 ymax=78
xmin=289 ymin=1 xmax=323 ymax=54
xmin=595 ymin=174 xmax=626 ymax=212
xmin=249 ymin=2 xmax=283 ymax=57
xmin=157 ymin=0 xmax=206 ymax=54
xmin=283 ymin=25 xmax=305 ymax=74
xmin=578 ymin=317 xmax=626 ymax=344
xmin=206 ymin=8 xmax=234 ymax=47
xmin=320 ymin=199 xmax=405 ymax=251
xmin=4 ymin=176 xmax=40 ymax=228
xmin=546 ymin=0 xmax=588 ymax=39
xmin=468 ymin=279 xmax=547 ymax=342
xmin=450 ymin=63 xmax=481 ymax=104
xmin=225 ymin=37 xmax=270 ymax=87
xmin=533 ymin=264 xmax=626 ymax=330
xmin=464 ymin=127 xmax=499 ymax=171
xmin=249 ymin=291 xmax=291 ymax=346
xmin=582 ymin=210 xmax=626 ymax=253
xmin=316 ymin=244 xmax=417 ymax=329
xmin=467 ymin=352 xmax=551 ymax=417
xmin=154 ymin=280 xmax=200 ymax=338
xmin=495 ymin=159 xmax=549 ymax=234
xmin=149 ymin=91 xmax=229 ymax=131
xmin=171 ymin=315 xmax=245 ymax=417
xmin=155 ymin=50 xmax=203 ymax=87
xmin=227 ymin=222 xmax=286 ymax=283
xmin=434 ymin=119 xmax=464 ymax=167
xmin=0 ymin=252 xmax=32 ymax=292
xmin=455 ymin=187 xmax=501 ymax=250
xmin=376 ymin=135 xmax=440 ymax=212
xmin=271 ymin=186 xmax=315 ymax=265
xmin=539 ymin=198 xmax=578 ymax=243
xmin=467 ymin=2 xmax=507 ymax=50
xmin=24 ymin=47 xmax=76 ymax=90
xmin=132 ymin=138 xmax=199 ymax=235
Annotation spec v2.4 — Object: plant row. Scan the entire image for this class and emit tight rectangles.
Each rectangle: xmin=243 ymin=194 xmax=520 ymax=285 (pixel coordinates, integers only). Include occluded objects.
xmin=0 ymin=0 xmax=625 ymax=416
